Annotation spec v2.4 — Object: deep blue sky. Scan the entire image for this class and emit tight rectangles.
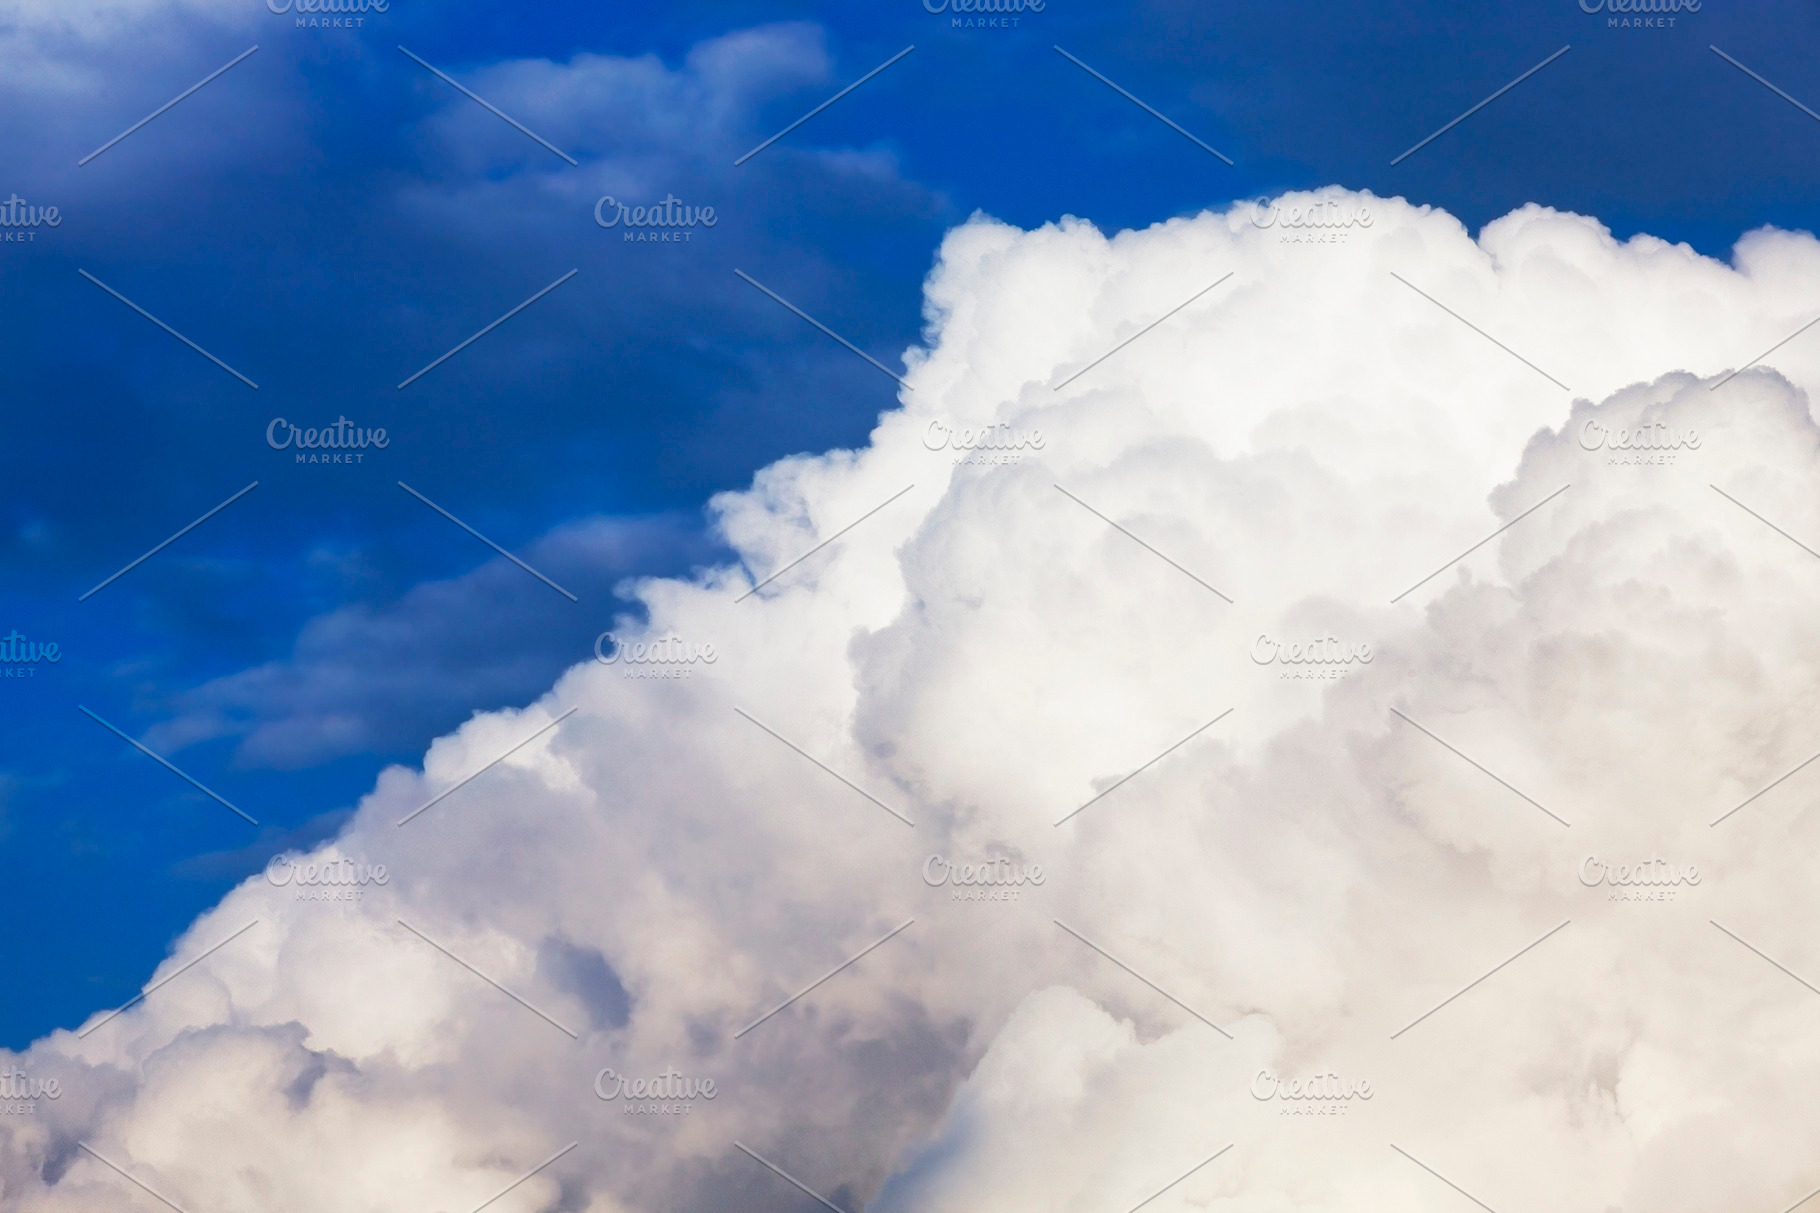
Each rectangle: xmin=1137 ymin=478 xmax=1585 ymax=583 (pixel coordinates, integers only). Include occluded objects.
xmin=4 ymin=0 xmax=1818 ymax=1046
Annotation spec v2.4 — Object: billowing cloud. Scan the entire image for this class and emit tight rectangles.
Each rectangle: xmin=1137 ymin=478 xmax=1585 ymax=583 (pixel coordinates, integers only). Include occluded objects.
xmin=6 ymin=189 xmax=1820 ymax=1213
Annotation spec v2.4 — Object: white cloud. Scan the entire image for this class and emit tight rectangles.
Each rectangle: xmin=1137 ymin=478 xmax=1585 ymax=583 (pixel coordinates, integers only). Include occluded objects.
xmin=8 ymin=189 xmax=1820 ymax=1212
xmin=406 ymin=22 xmax=835 ymax=185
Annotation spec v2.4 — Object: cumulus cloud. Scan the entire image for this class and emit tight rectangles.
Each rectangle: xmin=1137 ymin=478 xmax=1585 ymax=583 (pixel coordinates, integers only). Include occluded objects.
xmin=7 ymin=189 xmax=1820 ymax=1213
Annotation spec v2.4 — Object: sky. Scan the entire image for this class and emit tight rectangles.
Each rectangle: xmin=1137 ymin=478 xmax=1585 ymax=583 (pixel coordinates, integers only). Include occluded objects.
xmin=6 ymin=1 xmax=1820 ymax=1210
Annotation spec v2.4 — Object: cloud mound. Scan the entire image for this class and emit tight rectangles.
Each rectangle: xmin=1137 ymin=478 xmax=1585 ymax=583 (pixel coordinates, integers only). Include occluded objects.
xmin=7 ymin=189 xmax=1820 ymax=1213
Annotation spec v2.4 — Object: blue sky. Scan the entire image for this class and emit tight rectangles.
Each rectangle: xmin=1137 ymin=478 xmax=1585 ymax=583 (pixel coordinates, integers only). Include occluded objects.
xmin=4 ymin=0 xmax=1819 ymax=1047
